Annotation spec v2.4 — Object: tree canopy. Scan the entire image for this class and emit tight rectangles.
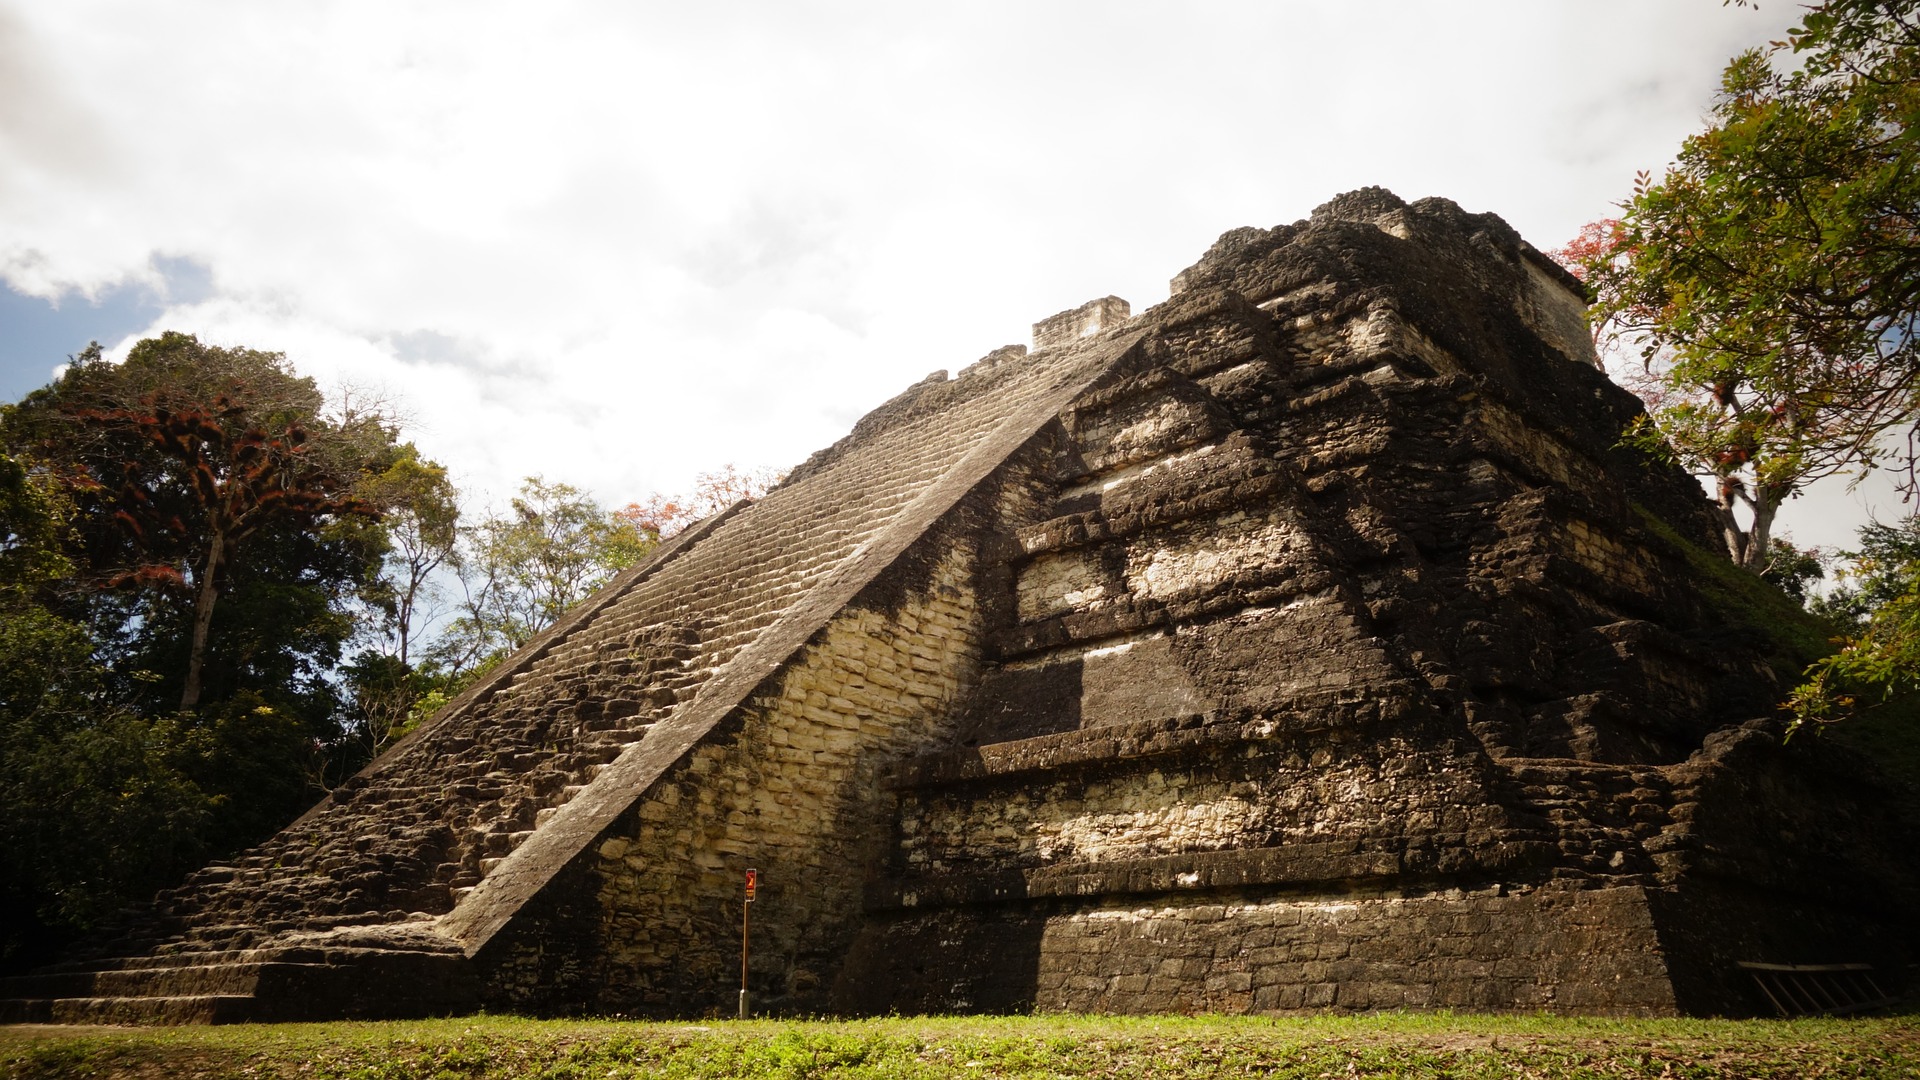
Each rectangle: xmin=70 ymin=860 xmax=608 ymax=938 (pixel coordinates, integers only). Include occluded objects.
xmin=1572 ymin=1 xmax=1920 ymax=730
xmin=616 ymin=463 xmax=782 ymax=540
xmin=1579 ymin=0 xmax=1920 ymax=571
xmin=3 ymin=334 xmax=396 ymax=716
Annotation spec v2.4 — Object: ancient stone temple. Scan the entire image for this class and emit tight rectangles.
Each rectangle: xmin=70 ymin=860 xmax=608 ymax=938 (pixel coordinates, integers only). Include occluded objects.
xmin=6 ymin=189 xmax=1915 ymax=1024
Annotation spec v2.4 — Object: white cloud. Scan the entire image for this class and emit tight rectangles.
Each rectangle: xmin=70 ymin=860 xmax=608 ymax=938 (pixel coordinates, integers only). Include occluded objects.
xmin=0 ymin=0 xmax=1828 ymax=528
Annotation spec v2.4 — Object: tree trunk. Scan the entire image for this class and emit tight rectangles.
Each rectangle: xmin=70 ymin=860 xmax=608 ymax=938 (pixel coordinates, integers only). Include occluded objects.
xmin=398 ymin=565 xmax=426 ymax=668
xmin=180 ymin=529 xmax=225 ymax=711
xmin=1714 ymin=477 xmax=1753 ymax=567
xmin=1713 ymin=475 xmax=1779 ymax=573
xmin=1746 ymin=495 xmax=1777 ymax=573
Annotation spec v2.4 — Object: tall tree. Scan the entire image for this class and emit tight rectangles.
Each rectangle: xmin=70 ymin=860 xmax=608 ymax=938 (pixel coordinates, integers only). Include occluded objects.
xmin=330 ymin=446 xmax=460 ymax=777
xmin=3 ymin=334 xmax=395 ymax=711
xmin=1580 ymin=0 xmax=1920 ymax=570
xmin=357 ymin=443 xmax=460 ymax=668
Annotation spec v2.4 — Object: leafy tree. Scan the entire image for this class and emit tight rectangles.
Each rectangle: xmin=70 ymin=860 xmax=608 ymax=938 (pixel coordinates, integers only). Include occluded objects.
xmin=1579 ymin=0 xmax=1920 ymax=571
xmin=429 ymin=476 xmax=654 ymax=677
xmin=1790 ymin=514 xmax=1920 ymax=727
xmin=325 ymin=446 xmax=462 ymax=781
xmin=2 ymin=334 xmax=396 ymax=713
xmin=1761 ymin=536 xmax=1829 ymax=602
xmin=356 ymin=444 xmax=460 ymax=668
xmin=1813 ymin=514 xmax=1920 ymax=622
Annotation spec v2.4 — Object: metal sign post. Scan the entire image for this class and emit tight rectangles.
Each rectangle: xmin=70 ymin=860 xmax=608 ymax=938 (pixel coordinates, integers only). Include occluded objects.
xmin=739 ymin=868 xmax=756 ymax=1019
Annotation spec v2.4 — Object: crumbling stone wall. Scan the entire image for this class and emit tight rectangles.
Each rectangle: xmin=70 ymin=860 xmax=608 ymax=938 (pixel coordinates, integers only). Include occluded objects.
xmin=895 ymin=708 xmax=1508 ymax=875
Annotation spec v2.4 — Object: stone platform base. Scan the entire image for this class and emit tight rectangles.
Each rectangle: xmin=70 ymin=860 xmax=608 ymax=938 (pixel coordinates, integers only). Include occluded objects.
xmin=834 ymin=884 xmax=1677 ymax=1015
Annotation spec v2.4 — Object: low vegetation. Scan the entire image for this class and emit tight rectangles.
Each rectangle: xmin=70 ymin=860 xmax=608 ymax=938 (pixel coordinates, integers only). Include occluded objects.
xmin=2 ymin=1012 xmax=1917 ymax=1080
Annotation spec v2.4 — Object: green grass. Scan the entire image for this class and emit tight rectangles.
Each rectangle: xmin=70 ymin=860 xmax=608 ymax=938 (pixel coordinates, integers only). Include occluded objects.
xmin=4 ymin=1012 xmax=1918 ymax=1080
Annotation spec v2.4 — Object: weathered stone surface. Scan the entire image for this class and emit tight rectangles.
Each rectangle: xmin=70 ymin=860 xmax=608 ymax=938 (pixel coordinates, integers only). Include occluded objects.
xmin=7 ymin=188 xmax=1916 ymax=1023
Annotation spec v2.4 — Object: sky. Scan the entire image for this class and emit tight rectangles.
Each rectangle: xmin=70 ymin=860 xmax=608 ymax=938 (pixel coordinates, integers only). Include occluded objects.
xmin=0 ymin=0 xmax=1902 ymax=549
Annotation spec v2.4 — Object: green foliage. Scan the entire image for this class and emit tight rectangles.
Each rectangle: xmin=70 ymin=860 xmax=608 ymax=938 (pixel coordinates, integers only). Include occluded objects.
xmin=1633 ymin=505 xmax=1837 ymax=676
xmin=3 ymin=1013 xmax=1916 ymax=1080
xmin=1791 ymin=514 xmax=1920 ymax=730
xmin=0 ymin=711 xmax=211 ymax=946
xmin=430 ymin=476 xmax=654 ymax=677
xmin=357 ymin=443 xmax=460 ymax=667
xmin=317 ymin=445 xmax=465 ymax=784
xmin=326 ymin=650 xmax=464 ymax=787
xmin=0 ymin=451 xmax=212 ymax=962
xmin=1584 ymin=1 xmax=1920 ymax=570
xmin=1810 ymin=514 xmax=1920 ymax=624
xmin=1761 ymin=536 xmax=1828 ymax=602
xmin=1632 ymin=505 xmax=1920 ymax=769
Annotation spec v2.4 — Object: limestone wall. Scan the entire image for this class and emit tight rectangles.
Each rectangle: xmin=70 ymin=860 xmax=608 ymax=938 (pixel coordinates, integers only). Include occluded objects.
xmin=896 ymin=719 xmax=1504 ymax=875
xmin=584 ymin=546 xmax=983 ymax=1013
xmin=840 ymin=886 xmax=1675 ymax=1016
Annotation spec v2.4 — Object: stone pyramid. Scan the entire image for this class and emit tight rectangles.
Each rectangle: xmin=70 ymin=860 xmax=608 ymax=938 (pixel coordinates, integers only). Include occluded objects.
xmin=5 ymin=189 xmax=1914 ymax=1023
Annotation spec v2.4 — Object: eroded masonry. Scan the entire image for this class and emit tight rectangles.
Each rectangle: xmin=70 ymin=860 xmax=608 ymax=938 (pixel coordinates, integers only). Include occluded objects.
xmin=7 ymin=189 xmax=1916 ymax=1023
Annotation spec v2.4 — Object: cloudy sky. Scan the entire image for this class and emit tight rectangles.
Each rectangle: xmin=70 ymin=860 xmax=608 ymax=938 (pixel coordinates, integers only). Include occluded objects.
xmin=0 ymin=0 xmax=1899 ymax=547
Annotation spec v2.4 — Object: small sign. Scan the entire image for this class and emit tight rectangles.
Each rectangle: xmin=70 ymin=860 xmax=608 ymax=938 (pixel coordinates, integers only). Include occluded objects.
xmin=745 ymin=868 xmax=758 ymax=902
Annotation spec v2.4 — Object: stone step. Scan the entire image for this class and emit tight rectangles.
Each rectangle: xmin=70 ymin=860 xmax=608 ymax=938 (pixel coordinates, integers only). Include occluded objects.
xmin=889 ymin=711 xmax=1255 ymax=790
xmin=4 ymin=946 xmax=252 ymax=980
xmin=0 ymin=993 xmax=258 ymax=1025
xmin=3 ymin=944 xmax=476 ymax=1025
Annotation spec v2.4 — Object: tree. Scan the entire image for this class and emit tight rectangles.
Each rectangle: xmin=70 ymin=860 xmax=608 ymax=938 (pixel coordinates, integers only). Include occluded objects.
xmin=326 ymin=445 xmax=461 ymax=778
xmin=356 ymin=444 xmax=459 ymax=668
xmin=616 ymin=463 xmax=783 ymax=540
xmin=1790 ymin=514 xmax=1920 ymax=726
xmin=430 ymin=476 xmax=654 ymax=677
xmin=2 ymin=333 xmax=396 ymax=711
xmin=1579 ymin=0 xmax=1920 ymax=571
xmin=1762 ymin=536 xmax=1830 ymax=602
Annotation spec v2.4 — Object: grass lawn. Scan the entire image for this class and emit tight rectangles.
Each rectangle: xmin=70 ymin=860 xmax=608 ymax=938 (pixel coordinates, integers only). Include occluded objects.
xmin=3 ymin=1011 xmax=1917 ymax=1079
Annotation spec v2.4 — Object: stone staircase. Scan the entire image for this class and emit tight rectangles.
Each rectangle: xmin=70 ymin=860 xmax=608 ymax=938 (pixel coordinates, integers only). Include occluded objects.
xmin=0 ymin=620 xmax=704 ymax=1023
